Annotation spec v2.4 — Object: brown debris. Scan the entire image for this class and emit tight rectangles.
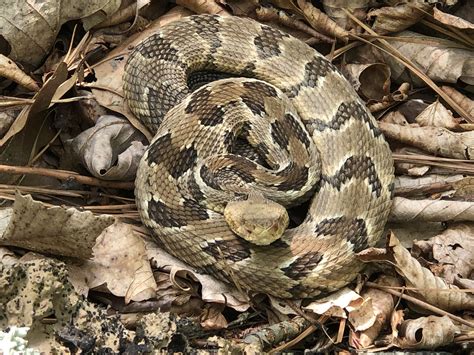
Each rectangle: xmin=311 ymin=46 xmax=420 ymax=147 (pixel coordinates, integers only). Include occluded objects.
xmin=1 ymin=1 xmax=474 ymax=353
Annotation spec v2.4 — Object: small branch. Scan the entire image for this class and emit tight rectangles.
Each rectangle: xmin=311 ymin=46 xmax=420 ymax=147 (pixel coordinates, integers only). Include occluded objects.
xmin=0 ymin=164 xmax=134 ymax=190
xmin=365 ymin=282 xmax=474 ymax=328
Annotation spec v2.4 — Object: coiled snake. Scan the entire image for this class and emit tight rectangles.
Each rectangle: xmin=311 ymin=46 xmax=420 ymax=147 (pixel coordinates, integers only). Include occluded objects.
xmin=123 ymin=14 xmax=394 ymax=298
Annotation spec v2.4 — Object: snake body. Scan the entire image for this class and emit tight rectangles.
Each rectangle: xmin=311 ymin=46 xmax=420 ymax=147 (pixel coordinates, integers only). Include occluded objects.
xmin=123 ymin=14 xmax=394 ymax=298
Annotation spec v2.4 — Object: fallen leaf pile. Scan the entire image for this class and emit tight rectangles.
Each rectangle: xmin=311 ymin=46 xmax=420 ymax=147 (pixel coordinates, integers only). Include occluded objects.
xmin=0 ymin=0 xmax=473 ymax=353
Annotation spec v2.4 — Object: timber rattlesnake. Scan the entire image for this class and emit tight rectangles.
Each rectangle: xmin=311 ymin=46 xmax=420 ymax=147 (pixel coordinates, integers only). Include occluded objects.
xmin=123 ymin=14 xmax=394 ymax=298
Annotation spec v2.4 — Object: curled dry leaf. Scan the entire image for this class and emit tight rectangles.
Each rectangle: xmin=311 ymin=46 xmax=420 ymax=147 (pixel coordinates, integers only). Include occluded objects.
xmin=255 ymin=6 xmax=333 ymax=44
xmin=349 ymin=275 xmax=402 ymax=349
xmin=385 ymin=31 xmax=474 ymax=86
xmin=67 ymin=115 xmax=147 ymax=181
xmin=82 ymin=222 xmax=158 ymax=303
xmin=342 ymin=63 xmax=391 ymax=101
xmin=217 ymin=0 xmax=257 ymax=16
xmin=415 ymin=100 xmax=461 ymax=130
xmin=395 ymin=316 xmax=459 ymax=349
xmin=347 ymin=297 xmax=375 ymax=332
xmin=322 ymin=0 xmax=369 ymax=31
xmin=391 ymin=309 xmax=405 ymax=340
xmin=359 ymin=232 xmax=474 ymax=312
xmin=297 ymin=0 xmax=348 ymax=41
xmin=441 ymin=86 xmax=474 ymax=118
xmin=0 ymin=54 xmax=39 ymax=91
xmin=379 ymin=121 xmax=474 ymax=159
xmin=176 ymin=0 xmax=230 ymax=15
xmin=433 ymin=7 xmax=474 ymax=32
xmin=200 ymin=304 xmax=228 ymax=330
xmin=303 ymin=287 xmax=362 ymax=318
xmin=145 ymin=239 xmax=250 ymax=312
xmin=0 ymin=193 xmax=114 ymax=259
xmin=390 ymin=196 xmax=474 ymax=223
xmin=413 ymin=223 xmax=474 ymax=284
xmin=0 ymin=0 xmax=121 ymax=68
xmin=368 ymin=3 xmax=431 ymax=35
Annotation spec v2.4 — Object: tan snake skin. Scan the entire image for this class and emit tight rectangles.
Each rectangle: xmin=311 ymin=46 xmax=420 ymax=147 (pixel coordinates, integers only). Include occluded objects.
xmin=123 ymin=14 xmax=394 ymax=298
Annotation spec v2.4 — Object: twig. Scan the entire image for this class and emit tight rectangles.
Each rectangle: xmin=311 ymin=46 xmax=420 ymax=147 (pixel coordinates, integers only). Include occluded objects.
xmin=244 ymin=316 xmax=312 ymax=352
xmin=0 ymin=164 xmax=134 ymax=190
xmin=269 ymin=322 xmax=317 ymax=354
xmin=365 ymin=282 xmax=474 ymax=328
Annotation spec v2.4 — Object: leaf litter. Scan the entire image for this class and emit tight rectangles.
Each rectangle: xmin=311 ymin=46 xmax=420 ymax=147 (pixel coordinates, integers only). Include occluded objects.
xmin=0 ymin=0 xmax=473 ymax=353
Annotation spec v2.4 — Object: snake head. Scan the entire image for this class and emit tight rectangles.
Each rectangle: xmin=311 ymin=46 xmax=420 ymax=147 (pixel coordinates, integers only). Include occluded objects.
xmin=223 ymin=193 xmax=289 ymax=246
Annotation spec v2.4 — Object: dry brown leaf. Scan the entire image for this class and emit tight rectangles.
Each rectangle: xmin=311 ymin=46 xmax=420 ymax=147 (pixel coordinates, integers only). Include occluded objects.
xmin=395 ymin=316 xmax=459 ymax=349
xmin=82 ymin=222 xmax=157 ymax=303
xmin=145 ymin=239 xmax=250 ymax=312
xmin=394 ymin=154 xmax=431 ymax=177
xmin=390 ymin=196 xmax=474 ymax=223
xmin=255 ymin=6 xmax=333 ymax=44
xmin=381 ymin=110 xmax=409 ymax=125
xmin=390 ymin=309 xmax=405 ymax=339
xmin=413 ymin=223 xmax=474 ymax=284
xmin=379 ymin=121 xmax=474 ymax=159
xmin=297 ymin=0 xmax=348 ymax=40
xmin=347 ymin=297 xmax=375 ymax=332
xmin=0 ymin=0 xmax=121 ymax=68
xmin=433 ymin=7 xmax=474 ymax=32
xmin=176 ymin=0 xmax=230 ymax=15
xmin=349 ymin=275 xmax=402 ymax=349
xmin=387 ymin=221 xmax=445 ymax=249
xmin=303 ymin=288 xmax=362 ymax=318
xmin=269 ymin=0 xmax=301 ymax=14
xmin=441 ymin=86 xmax=474 ymax=119
xmin=393 ymin=174 xmax=463 ymax=198
xmin=415 ymin=100 xmax=462 ymax=130
xmin=322 ymin=0 xmax=368 ymax=31
xmin=453 ymin=0 xmax=474 ymax=24
xmin=0 ymin=54 xmax=39 ymax=91
xmin=0 ymin=193 xmax=114 ymax=259
xmin=200 ymin=304 xmax=228 ymax=330
xmin=368 ymin=3 xmax=431 ymax=35
xmin=67 ymin=115 xmax=147 ymax=181
xmin=342 ymin=63 xmax=390 ymax=101
xmin=0 ymin=62 xmax=67 ymax=147
xmin=359 ymin=232 xmax=474 ymax=312
xmin=385 ymin=31 xmax=474 ymax=86
xmin=453 ymin=177 xmax=474 ymax=199
xmin=218 ymin=0 xmax=258 ymax=16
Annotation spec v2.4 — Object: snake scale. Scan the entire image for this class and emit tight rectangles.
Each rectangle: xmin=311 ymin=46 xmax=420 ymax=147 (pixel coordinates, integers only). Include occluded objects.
xmin=123 ymin=14 xmax=394 ymax=298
